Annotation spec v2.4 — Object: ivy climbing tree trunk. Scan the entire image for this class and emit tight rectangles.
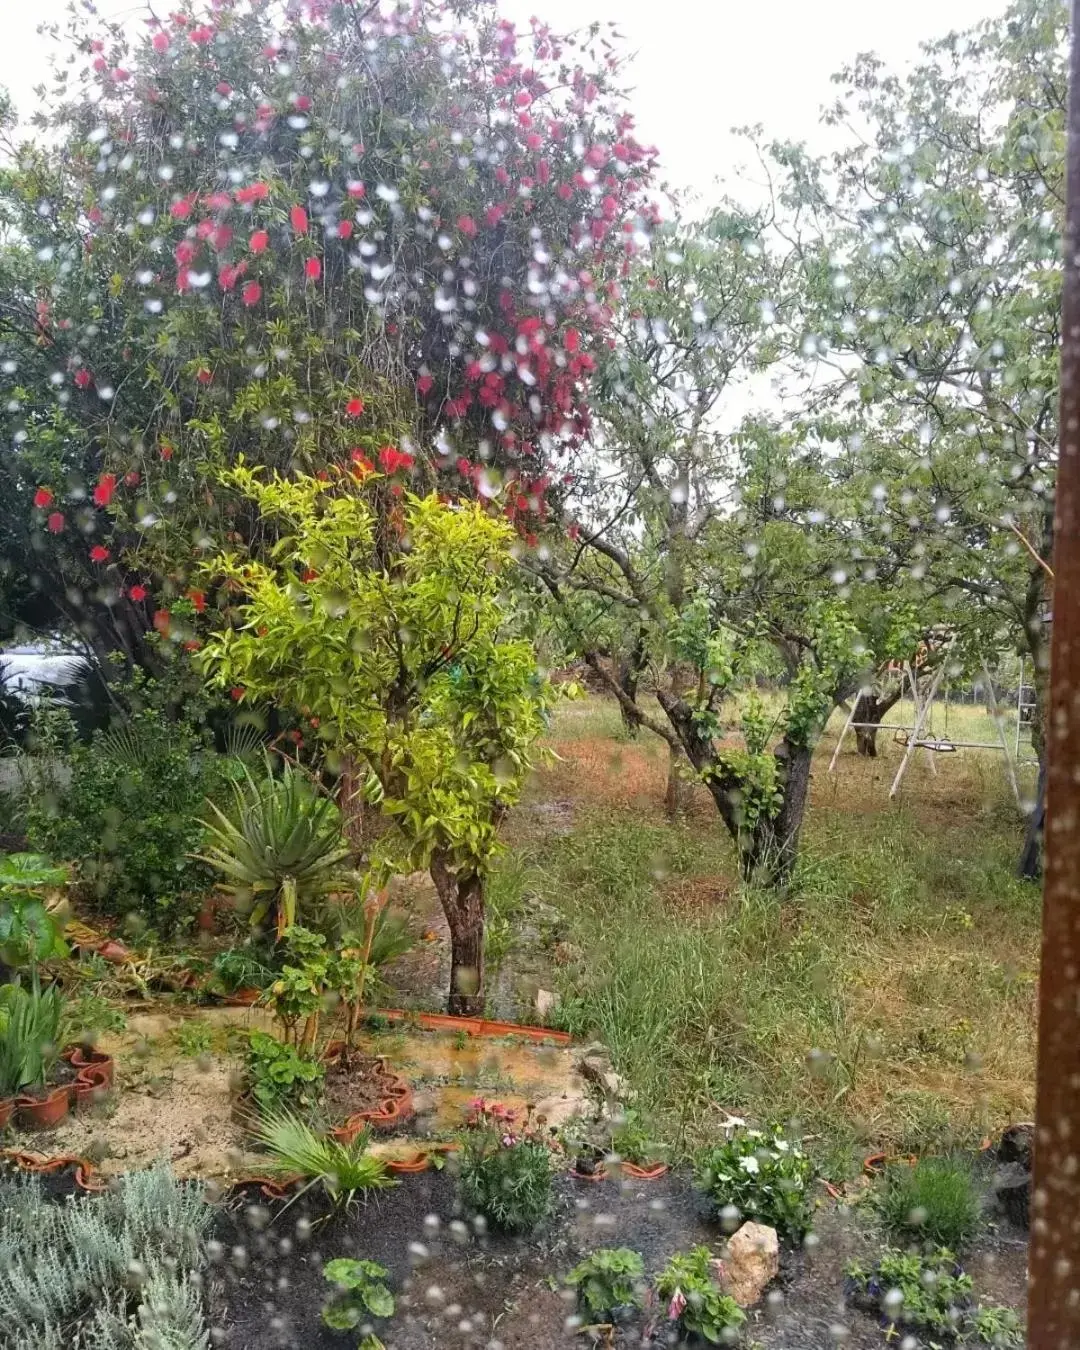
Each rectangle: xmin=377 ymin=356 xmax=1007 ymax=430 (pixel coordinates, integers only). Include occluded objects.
xmin=430 ymin=849 xmax=486 ymax=1016
xmin=743 ymin=740 xmax=814 ymax=884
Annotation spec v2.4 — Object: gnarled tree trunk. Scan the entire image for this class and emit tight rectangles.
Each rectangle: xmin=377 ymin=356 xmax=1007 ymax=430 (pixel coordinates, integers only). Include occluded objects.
xmin=430 ymin=849 xmax=485 ymax=1016
xmin=743 ymin=741 xmax=814 ymax=885
xmin=615 ymin=628 xmax=649 ymax=738
xmin=664 ymin=742 xmax=693 ymax=818
xmin=852 ymin=685 xmax=903 ymax=758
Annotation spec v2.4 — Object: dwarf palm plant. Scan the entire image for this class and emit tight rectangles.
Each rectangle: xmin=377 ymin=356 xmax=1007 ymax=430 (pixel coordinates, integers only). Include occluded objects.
xmin=252 ymin=1110 xmax=396 ymax=1211
xmin=196 ymin=758 xmax=352 ymax=939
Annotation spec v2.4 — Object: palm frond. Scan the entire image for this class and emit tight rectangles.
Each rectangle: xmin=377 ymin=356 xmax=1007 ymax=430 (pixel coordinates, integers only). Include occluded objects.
xmin=252 ymin=1109 xmax=396 ymax=1207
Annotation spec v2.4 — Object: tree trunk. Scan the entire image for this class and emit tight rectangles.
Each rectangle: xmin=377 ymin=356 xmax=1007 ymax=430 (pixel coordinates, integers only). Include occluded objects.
xmin=664 ymin=742 xmax=693 ymax=819
xmin=1018 ymin=745 xmax=1047 ymax=881
xmin=430 ymin=850 xmax=485 ymax=1016
xmin=616 ymin=629 xmax=648 ymax=737
xmin=852 ymin=686 xmax=902 ymax=758
xmin=743 ymin=740 xmax=814 ymax=885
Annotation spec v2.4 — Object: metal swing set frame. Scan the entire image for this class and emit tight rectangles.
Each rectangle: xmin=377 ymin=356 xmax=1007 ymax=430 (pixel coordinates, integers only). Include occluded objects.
xmin=827 ymin=647 xmax=1024 ymax=805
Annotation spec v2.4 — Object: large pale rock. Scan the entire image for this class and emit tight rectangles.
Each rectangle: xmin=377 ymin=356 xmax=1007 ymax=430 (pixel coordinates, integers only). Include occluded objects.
xmin=720 ymin=1222 xmax=779 ymax=1307
xmin=532 ymin=1091 xmax=591 ymax=1131
xmin=535 ymin=988 xmax=559 ymax=1019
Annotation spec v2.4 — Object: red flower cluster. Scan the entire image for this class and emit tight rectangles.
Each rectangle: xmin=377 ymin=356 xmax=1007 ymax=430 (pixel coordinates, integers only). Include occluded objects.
xmin=378 ymin=445 xmax=414 ymax=474
xmin=92 ymin=473 xmax=117 ymax=507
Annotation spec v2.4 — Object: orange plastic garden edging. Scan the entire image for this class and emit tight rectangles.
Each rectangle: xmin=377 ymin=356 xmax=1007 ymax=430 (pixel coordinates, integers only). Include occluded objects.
xmin=374 ymin=1010 xmax=571 ymax=1044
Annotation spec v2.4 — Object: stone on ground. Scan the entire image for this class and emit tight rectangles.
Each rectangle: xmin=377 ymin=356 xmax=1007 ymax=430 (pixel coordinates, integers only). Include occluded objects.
xmin=718 ymin=1221 xmax=780 ymax=1306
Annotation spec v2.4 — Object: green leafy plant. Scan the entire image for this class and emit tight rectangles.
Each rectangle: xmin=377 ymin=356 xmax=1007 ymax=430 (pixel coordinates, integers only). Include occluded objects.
xmin=253 ymin=1111 xmax=396 ymax=1211
xmin=209 ymin=945 xmax=275 ymax=996
xmin=200 ymin=471 xmax=554 ymax=1015
xmin=964 ymin=1304 xmax=1024 ymax=1347
xmin=0 ymin=976 xmax=64 ymax=1097
xmin=564 ymin=1248 xmax=645 ymax=1321
xmin=610 ymin=1109 xmax=657 ymax=1166
xmin=245 ymin=1030 xmax=324 ymax=1115
xmin=0 ymin=852 xmax=69 ymax=972
xmin=198 ymin=757 xmax=353 ymax=941
xmin=21 ymin=701 xmax=229 ymax=934
xmin=458 ymin=1099 xmax=555 ymax=1232
xmin=65 ymin=989 xmax=127 ymax=1040
xmin=879 ymin=1156 xmax=980 ymax=1251
xmin=655 ymin=1247 xmax=746 ymax=1344
xmin=266 ymin=926 xmax=332 ymax=1049
xmin=846 ymin=1247 xmax=973 ymax=1339
xmin=173 ymin=1019 xmax=214 ymax=1059
xmin=697 ymin=1129 xmax=815 ymax=1242
xmin=321 ymin=1258 xmax=395 ymax=1330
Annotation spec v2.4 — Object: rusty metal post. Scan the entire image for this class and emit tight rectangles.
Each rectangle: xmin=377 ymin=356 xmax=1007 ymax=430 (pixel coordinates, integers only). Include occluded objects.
xmin=1028 ymin=1 xmax=1080 ymax=1341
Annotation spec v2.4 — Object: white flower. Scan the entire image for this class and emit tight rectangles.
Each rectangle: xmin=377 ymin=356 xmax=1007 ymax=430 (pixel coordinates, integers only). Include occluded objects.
xmin=739 ymin=1154 xmax=760 ymax=1174
xmin=775 ymin=1140 xmax=790 ymax=1152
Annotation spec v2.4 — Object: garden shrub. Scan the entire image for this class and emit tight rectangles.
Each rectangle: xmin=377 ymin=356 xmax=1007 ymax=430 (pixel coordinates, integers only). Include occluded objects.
xmin=458 ymin=1099 xmax=555 ymax=1233
xmin=254 ymin=1114 xmax=395 ymax=1212
xmin=22 ymin=703 xmax=230 ymax=935
xmin=564 ymin=1248 xmax=645 ymax=1321
xmin=610 ymin=1108 xmax=657 ymax=1166
xmin=0 ymin=1161 xmax=213 ymax=1344
xmin=879 ymin=1155 xmax=980 ymax=1250
xmin=696 ymin=1128 xmax=815 ymax=1241
xmin=245 ymin=1030 xmax=324 ymax=1115
xmin=654 ymin=1247 xmax=746 ymax=1344
xmin=846 ymin=1247 xmax=972 ymax=1340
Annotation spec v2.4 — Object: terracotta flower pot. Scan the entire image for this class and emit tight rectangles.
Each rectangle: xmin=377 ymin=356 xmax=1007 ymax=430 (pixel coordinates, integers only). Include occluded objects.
xmin=620 ymin=1161 xmax=668 ymax=1180
xmin=68 ymin=1047 xmax=116 ymax=1091
xmin=72 ymin=1065 xmax=111 ymax=1108
xmin=0 ymin=1097 xmax=14 ymax=1129
xmin=15 ymin=1084 xmax=72 ymax=1129
xmin=323 ymin=1045 xmax=414 ymax=1140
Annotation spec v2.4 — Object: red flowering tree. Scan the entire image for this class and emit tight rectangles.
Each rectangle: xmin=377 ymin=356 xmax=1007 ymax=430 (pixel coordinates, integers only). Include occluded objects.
xmin=0 ymin=0 xmax=654 ymax=660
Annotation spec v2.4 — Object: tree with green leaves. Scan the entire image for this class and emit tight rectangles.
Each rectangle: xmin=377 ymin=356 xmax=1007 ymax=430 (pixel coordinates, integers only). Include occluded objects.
xmin=538 ymin=214 xmax=871 ymax=883
xmin=761 ymin=0 xmax=1063 ymax=872
xmin=199 ymin=461 xmax=552 ymax=1014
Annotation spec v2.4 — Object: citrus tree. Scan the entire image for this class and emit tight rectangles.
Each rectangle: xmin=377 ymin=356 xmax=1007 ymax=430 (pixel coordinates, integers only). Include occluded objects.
xmin=199 ymin=461 xmax=552 ymax=1014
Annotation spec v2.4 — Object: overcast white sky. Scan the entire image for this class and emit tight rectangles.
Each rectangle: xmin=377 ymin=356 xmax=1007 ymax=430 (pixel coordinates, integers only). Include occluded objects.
xmin=5 ymin=0 xmax=1004 ymax=201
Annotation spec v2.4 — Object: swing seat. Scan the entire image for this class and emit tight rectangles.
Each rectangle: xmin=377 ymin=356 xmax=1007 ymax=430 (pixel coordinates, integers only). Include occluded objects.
xmin=914 ymin=737 xmax=956 ymax=753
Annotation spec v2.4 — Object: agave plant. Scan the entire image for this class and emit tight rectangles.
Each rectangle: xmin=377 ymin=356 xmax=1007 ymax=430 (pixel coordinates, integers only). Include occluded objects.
xmin=196 ymin=758 xmax=353 ymax=939
xmin=252 ymin=1109 xmax=396 ymax=1211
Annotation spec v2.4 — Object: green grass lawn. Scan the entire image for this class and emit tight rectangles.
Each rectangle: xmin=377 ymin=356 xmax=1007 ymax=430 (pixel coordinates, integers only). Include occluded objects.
xmin=494 ymin=695 xmax=1040 ymax=1178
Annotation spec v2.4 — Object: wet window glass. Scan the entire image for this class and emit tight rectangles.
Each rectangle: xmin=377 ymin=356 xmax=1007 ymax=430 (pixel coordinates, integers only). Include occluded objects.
xmin=0 ymin=0 xmax=1068 ymax=1345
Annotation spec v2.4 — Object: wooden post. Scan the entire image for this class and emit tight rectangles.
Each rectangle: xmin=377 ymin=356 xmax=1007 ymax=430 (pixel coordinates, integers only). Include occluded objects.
xmin=1028 ymin=3 xmax=1080 ymax=1341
